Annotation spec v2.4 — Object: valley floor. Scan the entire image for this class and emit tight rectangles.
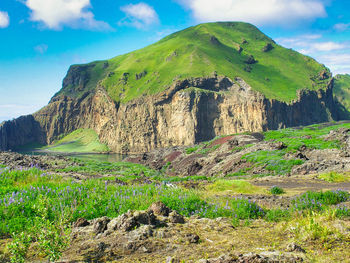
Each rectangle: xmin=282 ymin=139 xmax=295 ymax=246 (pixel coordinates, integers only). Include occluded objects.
xmin=1 ymin=122 xmax=350 ymax=262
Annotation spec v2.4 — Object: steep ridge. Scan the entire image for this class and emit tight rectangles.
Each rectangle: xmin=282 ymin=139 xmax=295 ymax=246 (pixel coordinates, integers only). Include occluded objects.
xmin=0 ymin=22 xmax=348 ymax=153
xmin=334 ymin=74 xmax=350 ymax=119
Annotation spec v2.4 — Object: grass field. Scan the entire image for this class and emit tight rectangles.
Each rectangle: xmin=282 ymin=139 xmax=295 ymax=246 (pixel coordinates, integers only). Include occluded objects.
xmin=1 ymin=163 xmax=350 ymax=262
xmin=42 ymin=129 xmax=109 ymax=153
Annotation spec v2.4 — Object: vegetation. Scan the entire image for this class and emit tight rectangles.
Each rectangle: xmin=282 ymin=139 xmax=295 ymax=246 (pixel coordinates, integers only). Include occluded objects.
xmin=56 ymin=22 xmax=330 ymax=104
xmin=292 ymin=190 xmax=349 ymax=211
xmin=242 ymin=150 xmax=304 ymax=175
xmin=1 ymin=154 xmax=350 ymax=261
xmin=318 ymin=171 xmax=350 ymax=183
xmin=3 ymin=122 xmax=350 ymax=261
xmin=42 ymin=129 xmax=109 ymax=153
xmin=269 ymin=186 xmax=285 ymax=195
xmin=234 ymin=122 xmax=350 ymax=176
xmin=206 ymin=179 xmax=265 ymax=194
xmin=334 ymin=74 xmax=350 ymax=112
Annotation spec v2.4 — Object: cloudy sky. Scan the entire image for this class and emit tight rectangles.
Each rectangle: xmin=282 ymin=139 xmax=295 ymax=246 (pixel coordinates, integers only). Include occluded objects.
xmin=0 ymin=0 xmax=349 ymax=122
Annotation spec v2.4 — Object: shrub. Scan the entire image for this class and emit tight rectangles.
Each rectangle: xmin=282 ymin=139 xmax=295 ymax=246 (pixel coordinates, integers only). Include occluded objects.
xmin=269 ymin=186 xmax=285 ymax=195
xmin=186 ymin=146 xmax=199 ymax=154
xmin=7 ymin=232 xmax=32 ymax=263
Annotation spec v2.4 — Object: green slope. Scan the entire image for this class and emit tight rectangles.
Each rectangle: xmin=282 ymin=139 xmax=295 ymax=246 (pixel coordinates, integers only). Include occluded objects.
xmin=56 ymin=22 xmax=331 ymax=103
xmin=334 ymin=74 xmax=350 ymax=112
xmin=42 ymin=129 xmax=109 ymax=153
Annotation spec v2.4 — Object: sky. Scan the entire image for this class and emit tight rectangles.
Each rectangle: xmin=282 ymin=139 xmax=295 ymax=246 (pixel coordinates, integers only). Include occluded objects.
xmin=0 ymin=0 xmax=349 ymax=122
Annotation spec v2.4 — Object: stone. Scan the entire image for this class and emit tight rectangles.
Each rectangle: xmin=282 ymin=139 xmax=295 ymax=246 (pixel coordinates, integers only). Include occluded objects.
xmin=262 ymin=43 xmax=274 ymax=52
xmin=73 ymin=218 xmax=90 ymax=228
xmin=168 ymin=211 xmax=185 ymax=224
xmin=185 ymin=233 xmax=200 ymax=244
xmin=286 ymin=243 xmax=306 ymax=253
xmin=93 ymin=216 xmax=110 ymax=234
xmin=108 ymin=210 xmax=158 ymax=232
xmin=150 ymin=201 xmax=170 ymax=216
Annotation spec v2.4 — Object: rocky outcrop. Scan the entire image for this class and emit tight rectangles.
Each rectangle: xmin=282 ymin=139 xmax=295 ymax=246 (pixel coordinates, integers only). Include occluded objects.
xmin=0 ymin=74 xmax=345 ymax=153
xmin=0 ymin=115 xmax=44 ymax=150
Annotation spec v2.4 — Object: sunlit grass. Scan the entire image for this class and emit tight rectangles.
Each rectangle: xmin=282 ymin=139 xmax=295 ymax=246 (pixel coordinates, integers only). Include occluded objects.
xmin=206 ymin=179 xmax=266 ymax=195
xmin=318 ymin=172 xmax=350 ymax=183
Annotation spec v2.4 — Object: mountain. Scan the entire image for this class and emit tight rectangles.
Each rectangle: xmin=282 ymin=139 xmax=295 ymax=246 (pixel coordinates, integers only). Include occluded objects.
xmin=0 ymin=22 xmax=347 ymax=153
xmin=334 ymin=74 xmax=350 ymax=117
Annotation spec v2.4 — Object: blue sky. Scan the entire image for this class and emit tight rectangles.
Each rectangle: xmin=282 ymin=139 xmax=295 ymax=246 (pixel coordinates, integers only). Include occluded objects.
xmin=0 ymin=0 xmax=349 ymax=122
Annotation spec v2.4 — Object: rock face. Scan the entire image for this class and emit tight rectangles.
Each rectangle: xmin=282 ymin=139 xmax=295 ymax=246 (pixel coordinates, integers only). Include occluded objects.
xmin=0 ymin=71 xmax=344 ymax=153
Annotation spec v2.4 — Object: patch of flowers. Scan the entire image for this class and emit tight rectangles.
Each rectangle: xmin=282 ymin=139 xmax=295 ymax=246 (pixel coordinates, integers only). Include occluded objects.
xmin=292 ymin=190 xmax=349 ymax=211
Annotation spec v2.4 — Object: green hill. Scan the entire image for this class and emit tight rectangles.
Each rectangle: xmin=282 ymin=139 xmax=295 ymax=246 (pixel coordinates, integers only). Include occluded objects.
xmin=334 ymin=74 xmax=350 ymax=112
xmin=56 ymin=22 xmax=331 ymax=103
xmin=42 ymin=129 xmax=109 ymax=153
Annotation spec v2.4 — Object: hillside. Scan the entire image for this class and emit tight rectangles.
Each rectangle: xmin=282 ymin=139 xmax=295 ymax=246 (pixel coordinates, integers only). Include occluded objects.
xmin=334 ymin=74 xmax=350 ymax=111
xmin=57 ymin=22 xmax=330 ymax=104
xmin=0 ymin=22 xmax=346 ymax=153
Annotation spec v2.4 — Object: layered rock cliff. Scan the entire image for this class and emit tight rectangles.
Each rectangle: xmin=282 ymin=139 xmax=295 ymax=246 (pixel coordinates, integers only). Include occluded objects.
xmin=0 ymin=22 xmax=347 ymax=153
xmin=0 ymin=73 xmax=341 ymax=153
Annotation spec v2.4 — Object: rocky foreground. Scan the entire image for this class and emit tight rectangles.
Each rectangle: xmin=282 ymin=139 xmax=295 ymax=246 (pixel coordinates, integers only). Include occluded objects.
xmin=60 ymin=202 xmax=305 ymax=263
xmin=1 ymin=123 xmax=350 ymax=262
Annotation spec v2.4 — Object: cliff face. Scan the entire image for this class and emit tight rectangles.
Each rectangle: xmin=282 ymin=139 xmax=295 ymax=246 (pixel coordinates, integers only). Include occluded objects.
xmin=0 ymin=75 xmax=341 ymax=153
xmin=0 ymin=115 xmax=44 ymax=150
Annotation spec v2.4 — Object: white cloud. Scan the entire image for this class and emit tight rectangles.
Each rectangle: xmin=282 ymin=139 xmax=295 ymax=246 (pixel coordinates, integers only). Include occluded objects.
xmin=277 ymin=35 xmax=349 ymax=53
xmin=334 ymin=23 xmax=350 ymax=32
xmin=0 ymin=11 xmax=9 ymax=28
xmin=34 ymin=44 xmax=48 ymax=54
xmin=319 ymin=53 xmax=350 ymax=74
xmin=177 ymin=0 xmax=326 ymax=26
xmin=24 ymin=0 xmax=111 ymax=30
xmin=311 ymin=42 xmax=347 ymax=52
xmin=277 ymin=34 xmax=350 ymax=74
xmin=119 ymin=2 xmax=159 ymax=29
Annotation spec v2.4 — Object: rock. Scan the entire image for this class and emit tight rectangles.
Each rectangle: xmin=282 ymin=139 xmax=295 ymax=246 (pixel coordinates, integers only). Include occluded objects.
xmin=210 ymin=36 xmax=221 ymax=45
xmin=187 ymin=161 xmax=203 ymax=176
xmin=97 ymin=242 xmax=108 ymax=252
xmin=168 ymin=211 xmax=185 ymax=224
xmin=74 ymin=218 xmax=90 ymax=228
xmin=274 ymin=141 xmax=287 ymax=150
xmin=139 ymin=246 xmax=150 ymax=253
xmin=185 ymin=233 xmax=200 ymax=244
xmin=93 ymin=217 xmax=110 ymax=234
xmin=0 ymin=73 xmax=339 ymax=153
xmin=244 ymin=55 xmax=258 ymax=64
xmin=319 ymin=70 xmax=330 ymax=80
xmin=136 ymin=70 xmax=147 ymax=80
xmin=129 ymin=225 xmax=153 ymax=241
xmin=108 ymin=210 xmax=158 ymax=232
xmin=286 ymin=243 xmax=306 ymax=253
xmin=262 ymin=43 xmax=274 ymax=52
xmin=166 ymin=257 xmax=181 ymax=263
xmin=150 ymin=201 xmax=170 ymax=216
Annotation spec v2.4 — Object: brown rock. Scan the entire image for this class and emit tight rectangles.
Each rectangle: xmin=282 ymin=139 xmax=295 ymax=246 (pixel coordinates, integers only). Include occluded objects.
xmin=150 ymin=201 xmax=170 ymax=216
xmin=74 ymin=218 xmax=90 ymax=228
xmin=169 ymin=211 xmax=185 ymax=224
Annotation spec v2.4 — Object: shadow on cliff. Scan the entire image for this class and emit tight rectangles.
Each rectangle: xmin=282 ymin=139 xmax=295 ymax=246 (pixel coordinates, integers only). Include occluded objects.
xmin=0 ymin=115 xmax=45 ymax=151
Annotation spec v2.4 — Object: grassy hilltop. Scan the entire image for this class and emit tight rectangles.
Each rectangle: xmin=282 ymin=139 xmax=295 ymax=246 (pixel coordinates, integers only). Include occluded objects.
xmin=57 ymin=22 xmax=331 ymax=103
